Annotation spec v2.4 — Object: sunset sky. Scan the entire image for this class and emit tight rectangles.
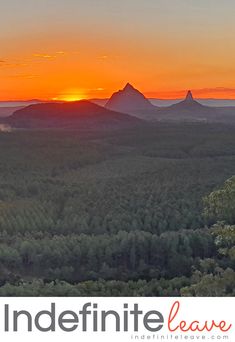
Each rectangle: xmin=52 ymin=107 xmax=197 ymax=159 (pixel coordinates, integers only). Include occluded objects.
xmin=1 ymin=0 xmax=235 ymax=100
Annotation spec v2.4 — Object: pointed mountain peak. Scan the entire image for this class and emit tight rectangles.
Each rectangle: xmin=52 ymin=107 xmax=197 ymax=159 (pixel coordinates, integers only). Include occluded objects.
xmin=123 ymin=83 xmax=136 ymax=92
xmin=185 ymin=90 xmax=194 ymax=102
xmin=105 ymin=82 xmax=154 ymax=112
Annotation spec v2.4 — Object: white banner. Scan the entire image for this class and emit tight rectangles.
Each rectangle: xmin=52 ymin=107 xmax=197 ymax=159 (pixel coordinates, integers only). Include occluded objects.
xmin=0 ymin=297 xmax=233 ymax=341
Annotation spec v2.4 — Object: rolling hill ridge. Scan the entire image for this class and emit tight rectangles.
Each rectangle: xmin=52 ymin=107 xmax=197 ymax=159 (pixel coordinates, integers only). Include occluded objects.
xmin=7 ymin=100 xmax=143 ymax=129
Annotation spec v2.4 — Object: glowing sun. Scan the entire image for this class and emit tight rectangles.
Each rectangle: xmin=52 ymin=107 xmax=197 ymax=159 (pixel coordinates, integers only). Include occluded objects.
xmin=53 ymin=89 xmax=87 ymax=102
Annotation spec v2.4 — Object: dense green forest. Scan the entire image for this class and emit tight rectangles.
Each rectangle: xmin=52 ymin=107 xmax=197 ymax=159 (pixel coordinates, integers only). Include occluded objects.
xmin=0 ymin=123 xmax=234 ymax=296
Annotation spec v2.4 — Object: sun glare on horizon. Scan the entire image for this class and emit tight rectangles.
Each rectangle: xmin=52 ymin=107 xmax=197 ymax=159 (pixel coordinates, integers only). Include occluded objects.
xmin=52 ymin=90 xmax=88 ymax=102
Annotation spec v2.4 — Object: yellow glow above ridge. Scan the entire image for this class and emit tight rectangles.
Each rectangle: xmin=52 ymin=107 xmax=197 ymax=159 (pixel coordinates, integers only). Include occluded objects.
xmin=52 ymin=89 xmax=88 ymax=102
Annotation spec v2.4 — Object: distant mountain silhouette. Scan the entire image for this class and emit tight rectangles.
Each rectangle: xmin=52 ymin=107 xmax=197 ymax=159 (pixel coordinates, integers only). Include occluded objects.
xmin=165 ymin=90 xmax=208 ymax=113
xmin=185 ymin=90 xmax=193 ymax=101
xmin=5 ymin=89 xmax=235 ymax=128
xmin=90 ymin=98 xmax=108 ymax=106
xmin=0 ymin=106 xmax=25 ymax=117
xmin=104 ymin=85 xmax=235 ymax=123
xmin=7 ymin=100 xmax=143 ymax=129
xmin=106 ymin=83 xmax=156 ymax=115
xmin=159 ymin=91 xmax=235 ymax=122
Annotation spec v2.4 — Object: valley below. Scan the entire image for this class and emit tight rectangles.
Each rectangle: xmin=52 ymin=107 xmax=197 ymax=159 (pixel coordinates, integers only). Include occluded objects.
xmin=0 ymin=122 xmax=234 ymax=296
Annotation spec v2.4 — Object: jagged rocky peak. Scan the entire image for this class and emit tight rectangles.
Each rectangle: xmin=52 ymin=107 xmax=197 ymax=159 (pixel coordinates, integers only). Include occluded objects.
xmin=105 ymin=82 xmax=155 ymax=113
xmin=123 ymin=83 xmax=136 ymax=92
xmin=185 ymin=90 xmax=194 ymax=102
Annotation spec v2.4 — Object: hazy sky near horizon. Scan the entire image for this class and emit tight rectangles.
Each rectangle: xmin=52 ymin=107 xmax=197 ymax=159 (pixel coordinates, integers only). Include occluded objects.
xmin=1 ymin=0 xmax=235 ymax=100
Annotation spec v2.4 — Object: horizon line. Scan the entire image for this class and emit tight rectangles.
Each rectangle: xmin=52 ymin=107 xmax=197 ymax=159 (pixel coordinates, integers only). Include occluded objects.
xmin=2 ymin=96 xmax=235 ymax=103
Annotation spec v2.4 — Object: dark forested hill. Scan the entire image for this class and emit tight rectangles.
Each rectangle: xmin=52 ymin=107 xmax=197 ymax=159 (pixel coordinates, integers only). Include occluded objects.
xmin=7 ymin=100 xmax=142 ymax=129
xmin=0 ymin=123 xmax=234 ymax=296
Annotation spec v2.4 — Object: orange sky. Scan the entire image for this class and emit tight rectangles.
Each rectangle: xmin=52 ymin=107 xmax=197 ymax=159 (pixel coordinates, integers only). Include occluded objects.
xmin=1 ymin=1 xmax=235 ymax=100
